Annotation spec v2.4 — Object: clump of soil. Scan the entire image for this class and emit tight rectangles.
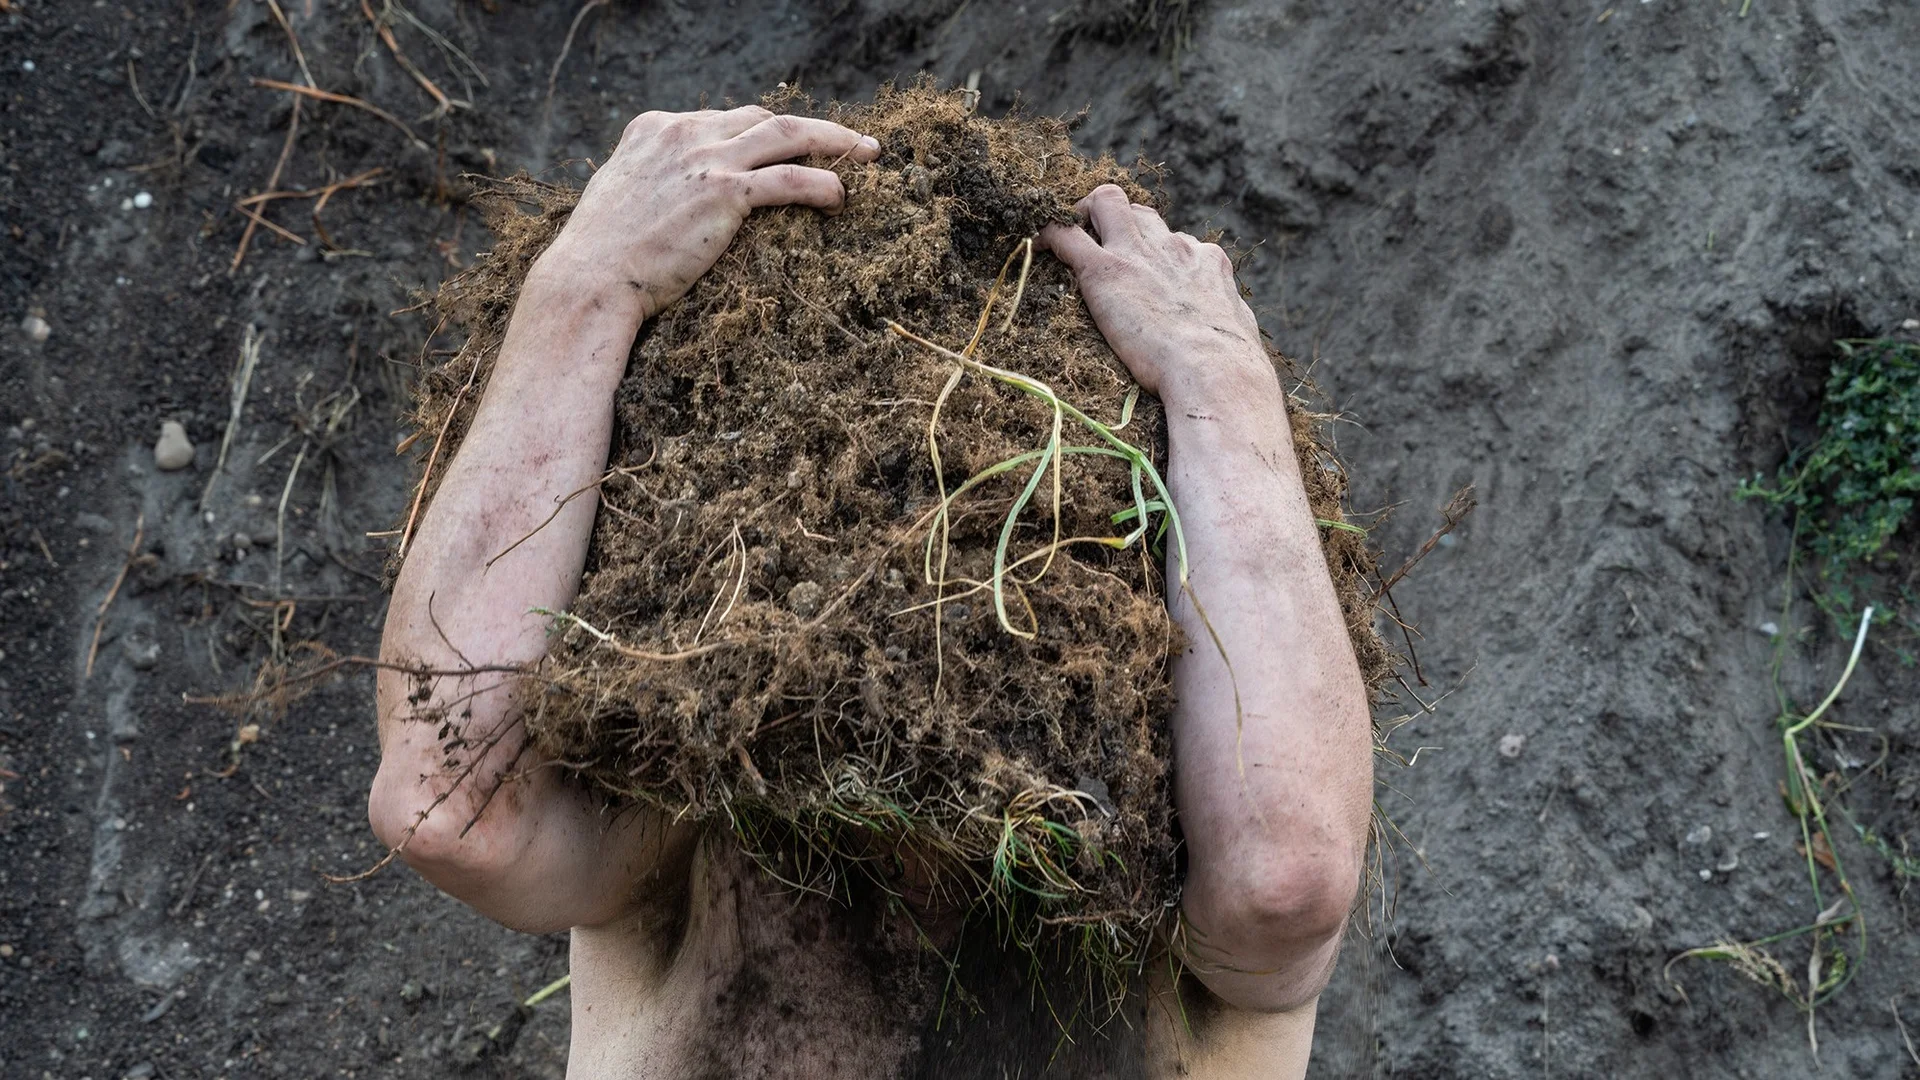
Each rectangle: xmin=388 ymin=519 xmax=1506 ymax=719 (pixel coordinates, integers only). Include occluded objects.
xmin=408 ymin=83 xmax=1387 ymax=966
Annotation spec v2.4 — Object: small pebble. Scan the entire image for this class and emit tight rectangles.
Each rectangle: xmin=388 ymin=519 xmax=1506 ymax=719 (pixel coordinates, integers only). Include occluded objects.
xmin=231 ymin=531 xmax=252 ymax=551
xmin=21 ymin=60 xmax=35 ymax=72
xmin=1902 ymin=318 xmax=1920 ymax=331
xmin=123 ymin=638 xmax=160 ymax=671
xmin=1497 ymin=733 xmax=1526 ymax=758
xmin=1757 ymin=621 xmax=1779 ymax=637
xmin=153 ymin=421 xmax=194 ymax=471
xmin=1685 ymin=824 xmax=1713 ymax=845
xmin=1716 ymin=852 xmax=1740 ymax=872
xmin=1698 ymin=869 xmax=1713 ymax=881
xmin=786 ymin=580 xmax=824 ymax=619
xmin=1752 ymin=830 xmax=1770 ymax=840
xmin=20 ymin=314 xmax=50 ymax=342
xmin=132 ymin=191 xmax=153 ymax=209
xmin=0 ymin=944 xmax=12 ymax=958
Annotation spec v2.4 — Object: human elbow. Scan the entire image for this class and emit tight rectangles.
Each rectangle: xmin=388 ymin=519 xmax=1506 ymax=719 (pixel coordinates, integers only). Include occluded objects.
xmin=366 ymin=762 xmax=513 ymax=885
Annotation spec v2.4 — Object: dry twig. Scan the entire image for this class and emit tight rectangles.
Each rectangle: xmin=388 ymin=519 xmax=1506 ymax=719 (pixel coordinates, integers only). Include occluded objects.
xmin=398 ymin=323 xmax=470 ymax=559
xmin=360 ymin=0 xmax=457 ymax=117
xmin=545 ymin=0 xmax=610 ymax=122
xmin=232 ymin=0 xmax=312 ymax=273
xmin=1896 ymin=996 xmax=1920 ymax=1068
xmin=1369 ymin=486 xmax=1476 ymax=602
xmin=250 ymin=79 xmax=427 ymax=149
xmin=263 ymin=0 xmax=317 ymax=88
xmin=232 ymin=100 xmax=302 ymax=272
xmin=238 ymin=167 xmax=386 ymax=250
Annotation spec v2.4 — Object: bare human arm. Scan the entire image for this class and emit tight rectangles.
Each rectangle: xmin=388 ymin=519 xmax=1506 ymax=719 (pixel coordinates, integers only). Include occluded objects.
xmin=368 ymin=107 xmax=882 ymax=933
xmin=1041 ymin=187 xmax=1373 ymax=1015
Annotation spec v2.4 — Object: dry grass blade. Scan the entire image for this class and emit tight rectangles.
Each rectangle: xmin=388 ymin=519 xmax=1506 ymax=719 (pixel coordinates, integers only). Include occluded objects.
xmin=235 ymin=204 xmax=306 ymax=246
xmin=85 ymin=515 xmax=146 ymax=679
xmin=201 ymin=325 xmax=263 ymax=511
xmin=127 ymin=58 xmax=158 ymax=120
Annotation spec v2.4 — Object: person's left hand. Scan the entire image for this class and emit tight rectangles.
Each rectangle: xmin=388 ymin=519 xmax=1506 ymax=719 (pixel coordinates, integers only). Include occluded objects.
xmin=1040 ymin=185 xmax=1271 ymax=404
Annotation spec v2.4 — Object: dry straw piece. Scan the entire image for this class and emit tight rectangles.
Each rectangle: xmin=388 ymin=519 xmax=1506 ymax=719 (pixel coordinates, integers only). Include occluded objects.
xmin=405 ymin=83 xmax=1389 ymax=978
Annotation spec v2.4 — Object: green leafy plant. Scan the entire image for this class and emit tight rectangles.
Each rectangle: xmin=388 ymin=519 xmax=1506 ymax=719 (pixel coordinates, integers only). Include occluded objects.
xmin=1737 ymin=339 xmax=1920 ymax=621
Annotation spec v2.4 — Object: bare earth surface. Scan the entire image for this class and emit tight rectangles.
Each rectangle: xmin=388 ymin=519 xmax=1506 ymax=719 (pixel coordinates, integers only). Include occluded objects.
xmin=3 ymin=1 xmax=1917 ymax=1078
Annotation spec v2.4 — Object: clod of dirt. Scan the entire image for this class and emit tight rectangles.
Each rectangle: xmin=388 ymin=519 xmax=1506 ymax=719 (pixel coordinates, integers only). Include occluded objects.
xmin=152 ymin=421 xmax=194 ymax=471
xmin=408 ymin=84 xmax=1388 ymax=974
xmin=123 ymin=636 xmax=160 ymax=671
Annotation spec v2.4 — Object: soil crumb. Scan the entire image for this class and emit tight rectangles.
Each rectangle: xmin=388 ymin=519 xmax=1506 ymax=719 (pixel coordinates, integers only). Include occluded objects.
xmin=407 ymin=83 xmax=1387 ymax=969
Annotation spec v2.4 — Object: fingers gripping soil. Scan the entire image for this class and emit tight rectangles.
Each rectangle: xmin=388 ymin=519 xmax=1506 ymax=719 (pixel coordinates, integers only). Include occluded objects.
xmin=1077 ymin=183 xmax=1143 ymax=247
xmin=727 ymin=113 xmax=877 ymax=169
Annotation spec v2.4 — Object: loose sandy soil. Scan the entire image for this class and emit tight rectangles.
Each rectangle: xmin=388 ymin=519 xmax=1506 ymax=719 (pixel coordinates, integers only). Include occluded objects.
xmin=2 ymin=1 xmax=1916 ymax=1077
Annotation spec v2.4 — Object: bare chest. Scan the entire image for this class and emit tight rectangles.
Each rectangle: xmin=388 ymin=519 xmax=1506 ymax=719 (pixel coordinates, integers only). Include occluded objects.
xmin=568 ymin=842 xmax=1160 ymax=1080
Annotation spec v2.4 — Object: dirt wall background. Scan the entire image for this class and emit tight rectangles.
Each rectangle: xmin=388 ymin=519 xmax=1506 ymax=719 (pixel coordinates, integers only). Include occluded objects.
xmin=2 ymin=1 xmax=1916 ymax=1077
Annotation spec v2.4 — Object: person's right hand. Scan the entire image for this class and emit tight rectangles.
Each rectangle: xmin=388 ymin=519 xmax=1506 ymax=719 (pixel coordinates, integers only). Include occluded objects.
xmin=1040 ymin=184 xmax=1274 ymax=404
xmin=534 ymin=105 xmax=882 ymax=323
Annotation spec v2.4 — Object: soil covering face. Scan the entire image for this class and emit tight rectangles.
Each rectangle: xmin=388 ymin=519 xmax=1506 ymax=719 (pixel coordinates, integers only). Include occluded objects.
xmin=413 ymin=85 xmax=1383 ymax=959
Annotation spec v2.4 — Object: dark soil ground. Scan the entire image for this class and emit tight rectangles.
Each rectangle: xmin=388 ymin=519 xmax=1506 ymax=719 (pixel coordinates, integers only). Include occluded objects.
xmin=2 ymin=1 xmax=1916 ymax=1078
